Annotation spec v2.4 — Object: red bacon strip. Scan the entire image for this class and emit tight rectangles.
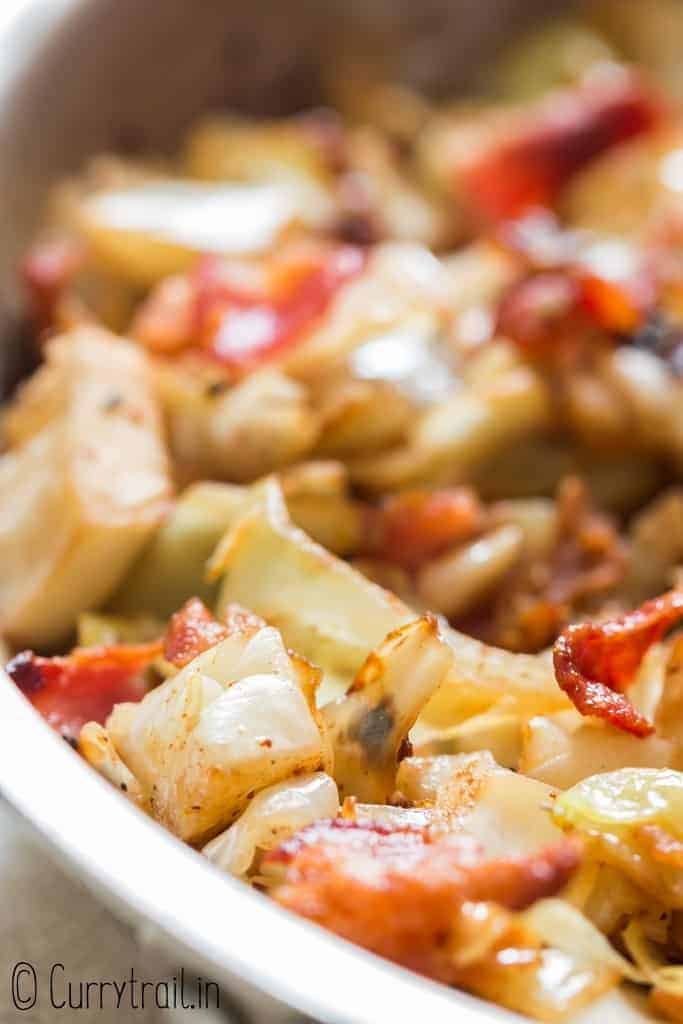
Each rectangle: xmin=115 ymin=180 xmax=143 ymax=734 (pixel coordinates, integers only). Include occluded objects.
xmin=366 ymin=488 xmax=484 ymax=571
xmin=194 ymin=242 xmax=367 ymax=370
xmin=162 ymin=597 xmax=266 ymax=668
xmin=459 ymin=70 xmax=664 ymax=223
xmin=162 ymin=597 xmax=229 ymax=668
xmin=553 ymin=589 xmax=683 ymax=736
xmin=6 ymin=642 xmax=160 ymax=741
xmin=267 ymin=818 xmax=579 ymax=983
xmin=133 ymin=242 xmax=367 ymax=371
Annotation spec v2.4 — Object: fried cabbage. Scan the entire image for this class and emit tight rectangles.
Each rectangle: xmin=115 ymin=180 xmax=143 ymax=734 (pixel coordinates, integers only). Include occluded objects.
xmin=83 ymin=618 xmax=329 ymax=842
xmin=0 ymin=327 xmax=171 ymax=648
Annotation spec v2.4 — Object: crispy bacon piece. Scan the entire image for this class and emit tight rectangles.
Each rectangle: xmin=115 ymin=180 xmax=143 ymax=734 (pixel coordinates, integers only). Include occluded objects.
xmin=553 ymin=589 xmax=683 ymax=737
xmin=6 ymin=642 xmax=160 ymax=741
xmin=650 ymin=987 xmax=683 ymax=1023
xmin=20 ymin=238 xmax=86 ymax=335
xmin=459 ymin=70 xmax=664 ymax=222
xmin=497 ymin=271 xmax=582 ymax=357
xmin=496 ymin=263 xmax=655 ymax=357
xmin=162 ymin=597 xmax=265 ymax=667
xmin=266 ymin=818 xmax=579 ymax=983
xmin=366 ymin=488 xmax=484 ymax=572
xmin=198 ymin=242 xmax=367 ymax=370
xmin=469 ymin=478 xmax=626 ymax=654
xmin=496 ymin=209 xmax=657 ymax=346
xmin=162 ymin=597 xmax=229 ymax=667
xmin=133 ymin=242 xmax=366 ymax=370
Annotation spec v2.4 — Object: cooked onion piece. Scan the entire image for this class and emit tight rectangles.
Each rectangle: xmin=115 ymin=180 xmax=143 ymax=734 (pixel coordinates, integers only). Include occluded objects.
xmin=322 ymin=617 xmax=451 ymax=802
xmin=92 ymin=620 xmax=328 ymax=842
xmin=0 ymin=327 xmax=171 ymax=648
xmin=203 ymin=772 xmax=339 ymax=878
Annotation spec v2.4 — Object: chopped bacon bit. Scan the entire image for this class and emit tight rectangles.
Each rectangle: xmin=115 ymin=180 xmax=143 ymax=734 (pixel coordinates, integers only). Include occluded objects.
xmin=20 ymin=238 xmax=86 ymax=335
xmin=162 ymin=597 xmax=229 ymax=668
xmin=580 ymin=266 xmax=656 ymax=335
xmin=497 ymin=271 xmax=582 ymax=356
xmin=459 ymin=70 xmax=664 ymax=223
xmin=366 ymin=488 xmax=484 ymax=572
xmin=134 ymin=242 xmax=367 ymax=371
xmin=131 ymin=274 xmax=195 ymax=354
xmin=194 ymin=242 xmax=366 ymax=371
xmin=6 ymin=643 xmax=160 ymax=740
xmin=650 ymin=986 xmax=683 ymax=1023
xmin=474 ymin=478 xmax=626 ymax=654
xmin=496 ymin=209 xmax=657 ymax=343
xmin=553 ymin=589 xmax=683 ymax=736
xmin=266 ymin=818 xmax=579 ymax=983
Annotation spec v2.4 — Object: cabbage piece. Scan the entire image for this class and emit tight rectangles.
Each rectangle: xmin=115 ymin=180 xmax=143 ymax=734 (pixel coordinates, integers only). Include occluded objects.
xmin=490 ymin=19 xmax=615 ymax=100
xmin=88 ymin=621 xmax=328 ymax=842
xmin=413 ymin=703 xmax=522 ymax=769
xmin=80 ymin=179 xmax=331 ymax=285
xmin=524 ymin=899 xmax=644 ymax=983
xmin=322 ymin=616 xmax=451 ymax=802
xmin=555 ymin=768 xmax=683 ymax=906
xmin=79 ymin=721 xmax=146 ymax=807
xmin=157 ymin=363 xmax=318 ymax=485
xmin=109 ymin=482 xmax=245 ymax=618
xmin=455 ymin=945 xmax=618 ymax=1023
xmin=202 ymin=772 xmax=339 ymax=878
xmin=0 ymin=327 xmax=171 ymax=648
xmin=183 ymin=114 xmax=334 ymax=213
xmin=520 ymin=712 xmax=678 ymax=790
xmin=348 ymin=363 xmax=551 ymax=494
xmin=623 ymin=919 xmax=683 ymax=1006
xmin=213 ymin=477 xmax=415 ymax=677
xmin=213 ymin=477 xmax=569 ymax=717
xmin=556 ymin=767 xmax=683 ymax=833
xmin=77 ymin=612 xmax=164 ymax=647
xmin=564 ymin=128 xmax=683 ymax=238
xmin=397 ymin=752 xmax=563 ymax=857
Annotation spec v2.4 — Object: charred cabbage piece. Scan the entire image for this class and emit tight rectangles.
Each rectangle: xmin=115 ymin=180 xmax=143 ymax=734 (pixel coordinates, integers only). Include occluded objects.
xmin=0 ymin=327 xmax=171 ymax=648
xmin=88 ymin=619 xmax=329 ymax=843
xmin=322 ymin=616 xmax=450 ymax=802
